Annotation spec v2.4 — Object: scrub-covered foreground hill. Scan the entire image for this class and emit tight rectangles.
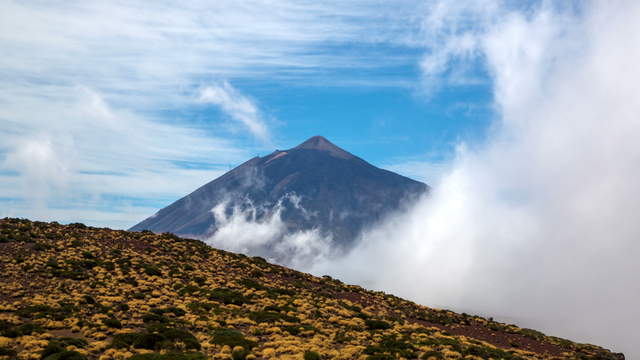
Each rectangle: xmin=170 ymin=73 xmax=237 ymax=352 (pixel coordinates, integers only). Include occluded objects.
xmin=0 ymin=219 xmax=624 ymax=360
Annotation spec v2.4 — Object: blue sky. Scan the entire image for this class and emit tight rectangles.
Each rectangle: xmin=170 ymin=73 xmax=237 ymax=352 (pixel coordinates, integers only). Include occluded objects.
xmin=0 ymin=0 xmax=500 ymax=229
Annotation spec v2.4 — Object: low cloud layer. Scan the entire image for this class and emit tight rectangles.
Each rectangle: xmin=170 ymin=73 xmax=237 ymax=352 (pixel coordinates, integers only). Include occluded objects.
xmin=312 ymin=2 xmax=640 ymax=357
xmin=205 ymin=194 xmax=332 ymax=270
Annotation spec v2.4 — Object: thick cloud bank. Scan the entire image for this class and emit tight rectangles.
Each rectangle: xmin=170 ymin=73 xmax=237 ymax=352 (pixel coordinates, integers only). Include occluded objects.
xmin=311 ymin=2 xmax=640 ymax=357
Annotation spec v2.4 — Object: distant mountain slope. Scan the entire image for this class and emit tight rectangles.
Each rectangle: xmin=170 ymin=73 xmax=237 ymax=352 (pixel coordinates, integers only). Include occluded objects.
xmin=0 ymin=218 xmax=625 ymax=360
xmin=130 ymin=136 xmax=428 ymax=251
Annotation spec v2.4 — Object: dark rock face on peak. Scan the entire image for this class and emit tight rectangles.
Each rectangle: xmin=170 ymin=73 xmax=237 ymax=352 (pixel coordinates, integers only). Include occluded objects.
xmin=130 ymin=136 xmax=428 ymax=252
xmin=293 ymin=135 xmax=354 ymax=159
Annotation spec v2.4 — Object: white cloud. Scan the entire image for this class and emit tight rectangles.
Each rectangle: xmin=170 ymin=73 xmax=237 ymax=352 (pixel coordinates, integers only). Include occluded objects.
xmin=3 ymin=135 xmax=73 ymax=206
xmin=313 ymin=1 xmax=640 ymax=358
xmin=205 ymin=195 xmax=331 ymax=269
xmin=200 ymin=82 xmax=270 ymax=142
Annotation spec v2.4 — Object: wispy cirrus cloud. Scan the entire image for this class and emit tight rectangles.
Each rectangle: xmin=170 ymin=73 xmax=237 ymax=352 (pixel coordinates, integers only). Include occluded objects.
xmin=200 ymin=82 xmax=270 ymax=142
xmin=0 ymin=87 xmax=241 ymax=228
xmin=0 ymin=0 xmax=424 ymax=107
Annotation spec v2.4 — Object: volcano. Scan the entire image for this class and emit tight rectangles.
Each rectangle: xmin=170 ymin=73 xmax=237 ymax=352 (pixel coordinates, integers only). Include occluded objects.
xmin=130 ymin=136 xmax=428 ymax=252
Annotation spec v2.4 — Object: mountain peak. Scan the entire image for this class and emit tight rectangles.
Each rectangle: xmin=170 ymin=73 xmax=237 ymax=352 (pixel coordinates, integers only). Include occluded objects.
xmin=293 ymin=135 xmax=353 ymax=159
xmin=130 ymin=134 xmax=428 ymax=250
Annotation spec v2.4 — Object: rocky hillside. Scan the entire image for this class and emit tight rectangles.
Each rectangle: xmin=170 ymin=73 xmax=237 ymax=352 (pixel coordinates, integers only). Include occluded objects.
xmin=0 ymin=218 xmax=624 ymax=360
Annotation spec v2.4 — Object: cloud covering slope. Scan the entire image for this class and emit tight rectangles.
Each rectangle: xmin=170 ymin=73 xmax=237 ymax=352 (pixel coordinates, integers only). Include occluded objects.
xmin=312 ymin=1 xmax=640 ymax=357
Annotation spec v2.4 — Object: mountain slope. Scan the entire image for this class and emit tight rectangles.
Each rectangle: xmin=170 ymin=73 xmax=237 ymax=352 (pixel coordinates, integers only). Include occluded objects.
xmin=129 ymin=136 xmax=427 ymax=251
xmin=0 ymin=218 xmax=625 ymax=360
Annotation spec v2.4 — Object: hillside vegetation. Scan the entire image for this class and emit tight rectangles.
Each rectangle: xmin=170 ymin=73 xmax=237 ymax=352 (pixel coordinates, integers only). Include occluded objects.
xmin=0 ymin=218 xmax=624 ymax=360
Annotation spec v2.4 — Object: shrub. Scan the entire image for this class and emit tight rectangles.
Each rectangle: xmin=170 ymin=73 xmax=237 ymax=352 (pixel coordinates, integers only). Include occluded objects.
xmin=58 ymin=338 xmax=88 ymax=348
xmin=112 ymin=326 xmax=200 ymax=352
xmin=151 ymin=307 xmax=186 ymax=317
xmin=179 ymin=285 xmax=202 ymax=296
xmin=333 ymin=331 xmax=351 ymax=344
xmin=249 ymin=311 xmax=299 ymax=324
xmin=420 ymin=337 xmax=463 ymax=353
xmin=142 ymin=312 xmax=170 ymax=324
xmin=208 ymin=288 xmax=248 ymax=305
xmin=263 ymin=304 xmax=295 ymax=313
xmin=266 ymin=287 xmax=296 ymax=297
xmin=143 ymin=264 xmax=162 ymax=277
xmin=147 ymin=326 xmax=200 ymax=351
xmin=232 ymin=347 xmax=249 ymax=360
xmin=133 ymin=333 xmax=166 ymax=350
xmin=41 ymin=338 xmax=88 ymax=360
xmin=46 ymin=257 xmax=60 ymax=269
xmin=421 ymin=351 xmax=444 ymax=360
xmin=187 ymin=302 xmax=216 ymax=314
xmin=419 ymin=311 xmax=455 ymax=326
xmin=462 ymin=345 xmax=520 ymax=359
xmin=520 ymin=328 xmax=545 ymax=341
xmin=239 ymin=278 xmax=266 ymax=290
xmin=127 ymin=352 xmax=206 ymax=360
xmin=102 ymin=261 xmax=116 ymax=271
xmin=364 ymin=335 xmax=416 ymax=359
xmin=112 ymin=333 xmax=139 ymax=349
xmin=121 ymin=277 xmax=138 ymax=286
xmin=283 ymin=324 xmax=316 ymax=336
xmin=42 ymin=350 xmax=86 ymax=360
xmin=52 ymin=267 xmax=88 ymax=280
xmin=0 ymin=320 xmax=44 ymax=338
xmin=251 ymin=256 xmax=267 ymax=265
xmin=160 ymin=232 xmax=181 ymax=241
xmin=338 ymin=301 xmax=362 ymax=314
xmin=0 ymin=320 xmax=12 ymax=334
xmin=103 ymin=317 xmax=122 ymax=329
xmin=17 ymin=304 xmax=71 ymax=320
xmin=304 ymin=350 xmax=321 ymax=360
xmin=0 ymin=347 xmax=16 ymax=357
xmin=210 ymin=328 xmax=256 ymax=350
xmin=17 ymin=322 xmax=44 ymax=336
xmin=127 ymin=354 xmax=163 ymax=360
xmin=34 ymin=242 xmax=52 ymax=251
xmin=365 ymin=319 xmax=391 ymax=330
